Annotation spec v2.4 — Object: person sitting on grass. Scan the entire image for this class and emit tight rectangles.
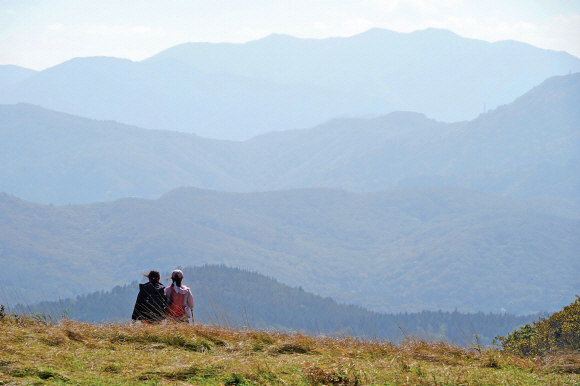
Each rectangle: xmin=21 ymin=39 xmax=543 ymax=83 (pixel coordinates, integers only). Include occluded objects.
xmin=131 ymin=270 xmax=167 ymax=323
xmin=165 ymin=269 xmax=194 ymax=323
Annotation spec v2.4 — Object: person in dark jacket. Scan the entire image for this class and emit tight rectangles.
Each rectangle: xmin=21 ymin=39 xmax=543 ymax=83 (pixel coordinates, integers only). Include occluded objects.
xmin=131 ymin=270 xmax=167 ymax=322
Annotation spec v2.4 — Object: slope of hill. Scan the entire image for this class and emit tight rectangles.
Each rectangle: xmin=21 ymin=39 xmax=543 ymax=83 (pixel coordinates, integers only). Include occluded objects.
xmin=21 ymin=265 xmax=543 ymax=346
xmin=0 ymin=65 xmax=36 ymax=89
xmin=0 ymin=57 xmax=343 ymax=140
xmin=0 ymin=102 xmax=241 ymax=204
xmin=3 ymin=318 xmax=576 ymax=385
xmin=245 ymin=72 xmax=579 ymax=199
xmin=1 ymin=187 xmax=578 ymax=315
xmin=1 ymin=28 xmax=578 ymax=140
xmin=1 ymin=72 xmax=578 ymax=205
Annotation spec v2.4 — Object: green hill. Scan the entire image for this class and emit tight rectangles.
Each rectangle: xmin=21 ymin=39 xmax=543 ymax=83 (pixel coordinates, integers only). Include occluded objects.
xmin=20 ymin=265 xmax=542 ymax=346
xmin=1 ymin=187 xmax=577 ymax=315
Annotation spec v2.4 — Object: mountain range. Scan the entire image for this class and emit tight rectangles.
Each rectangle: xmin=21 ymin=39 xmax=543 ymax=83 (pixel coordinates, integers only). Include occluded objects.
xmin=1 ymin=72 xmax=578 ymax=205
xmin=0 ymin=28 xmax=578 ymax=323
xmin=1 ymin=28 xmax=578 ymax=140
xmin=1 ymin=186 xmax=578 ymax=315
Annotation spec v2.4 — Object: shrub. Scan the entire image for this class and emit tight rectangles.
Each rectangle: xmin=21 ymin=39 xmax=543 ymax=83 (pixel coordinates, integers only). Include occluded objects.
xmin=498 ymin=296 xmax=580 ymax=356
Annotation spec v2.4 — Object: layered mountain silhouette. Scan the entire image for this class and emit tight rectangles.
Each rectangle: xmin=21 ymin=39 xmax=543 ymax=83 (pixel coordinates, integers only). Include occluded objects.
xmin=1 ymin=187 xmax=578 ymax=315
xmin=1 ymin=28 xmax=578 ymax=140
xmin=1 ymin=30 xmax=578 ymax=319
xmin=1 ymin=72 xmax=578 ymax=205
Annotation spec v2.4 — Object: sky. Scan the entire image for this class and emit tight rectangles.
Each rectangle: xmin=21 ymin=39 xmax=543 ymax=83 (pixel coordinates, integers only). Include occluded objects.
xmin=1 ymin=0 xmax=579 ymax=71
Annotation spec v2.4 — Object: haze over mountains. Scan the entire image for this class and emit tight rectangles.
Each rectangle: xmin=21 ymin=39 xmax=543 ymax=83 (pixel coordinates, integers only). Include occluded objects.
xmin=1 ymin=186 xmax=578 ymax=315
xmin=1 ymin=28 xmax=578 ymax=140
xmin=0 ymin=65 xmax=37 ymax=89
xmin=1 ymin=28 xmax=578 ymax=323
xmin=1 ymin=72 xmax=578 ymax=205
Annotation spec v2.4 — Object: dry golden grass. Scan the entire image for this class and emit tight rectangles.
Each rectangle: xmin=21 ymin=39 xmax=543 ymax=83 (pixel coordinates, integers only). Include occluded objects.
xmin=1 ymin=315 xmax=579 ymax=385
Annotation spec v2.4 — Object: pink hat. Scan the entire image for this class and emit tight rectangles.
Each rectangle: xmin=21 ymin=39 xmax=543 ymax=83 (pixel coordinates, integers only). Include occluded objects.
xmin=171 ymin=269 xmax=183 ymax=279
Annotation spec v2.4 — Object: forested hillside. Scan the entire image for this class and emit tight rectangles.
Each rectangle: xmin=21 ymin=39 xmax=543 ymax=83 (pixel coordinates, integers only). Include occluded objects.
xmin=1 ymin=187 xmax=577 ymax=315
xmin=19 ymin=265 xmax=543 ymax=346
xmin=1 ymin=72 xmax=578 ymax=205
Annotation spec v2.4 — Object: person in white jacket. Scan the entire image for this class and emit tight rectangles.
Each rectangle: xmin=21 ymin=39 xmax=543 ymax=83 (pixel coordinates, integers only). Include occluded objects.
xmin=165 ymin=269 xmax=194 ymax=323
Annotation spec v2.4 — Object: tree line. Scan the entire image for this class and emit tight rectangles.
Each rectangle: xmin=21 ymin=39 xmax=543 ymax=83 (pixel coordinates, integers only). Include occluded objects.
xmin=14 ymin=265 xmax=546 ymax=346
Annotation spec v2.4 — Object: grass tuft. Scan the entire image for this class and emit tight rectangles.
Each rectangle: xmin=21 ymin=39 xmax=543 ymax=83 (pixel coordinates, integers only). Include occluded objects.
xmin=543 ymin=350 xmax=580 ymax=374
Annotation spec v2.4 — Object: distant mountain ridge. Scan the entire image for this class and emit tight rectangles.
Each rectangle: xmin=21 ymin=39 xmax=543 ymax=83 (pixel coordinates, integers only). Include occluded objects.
xmin=0 ymin=65 xmax=36 ymax=89
xmin=1 ymin=186 xmax=578 ymax=315
xmin=1 ymin=28 xmax=578 ymax=140
xmin=1 ymin=72 xmax=578 ymax=205
xmin=0 ymin=57 xmax=343 ymax=140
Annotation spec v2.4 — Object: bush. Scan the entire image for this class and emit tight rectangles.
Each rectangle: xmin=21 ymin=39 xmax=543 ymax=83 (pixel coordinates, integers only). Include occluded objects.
xmin=498 ymin=296 xmax=580 ymax=357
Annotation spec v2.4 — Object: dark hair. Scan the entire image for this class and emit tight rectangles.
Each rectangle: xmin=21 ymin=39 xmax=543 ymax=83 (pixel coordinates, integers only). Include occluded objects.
xmin=142 ymin=270 xmax=160 ymax=282
xmin=172 ymin=276 xmax=182 ymax=288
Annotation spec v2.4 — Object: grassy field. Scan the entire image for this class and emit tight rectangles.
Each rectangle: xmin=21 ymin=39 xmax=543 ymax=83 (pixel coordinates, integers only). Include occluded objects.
xmin=1 ymin=314 xmax=579 ymax=385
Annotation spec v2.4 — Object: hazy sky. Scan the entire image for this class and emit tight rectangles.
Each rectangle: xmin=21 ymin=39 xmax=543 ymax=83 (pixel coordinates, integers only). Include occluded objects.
xmin=1 ymin=0 xmax=579 ymax=71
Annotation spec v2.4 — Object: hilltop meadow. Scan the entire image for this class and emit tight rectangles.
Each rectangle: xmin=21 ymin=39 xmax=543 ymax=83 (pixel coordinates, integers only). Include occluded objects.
xmin=1 ymin=298 xmax=579 ymax=386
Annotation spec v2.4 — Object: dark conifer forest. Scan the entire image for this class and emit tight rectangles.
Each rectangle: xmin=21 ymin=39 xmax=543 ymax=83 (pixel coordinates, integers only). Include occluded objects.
xmin=21 ymin=265 xmax=544 ymax=347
